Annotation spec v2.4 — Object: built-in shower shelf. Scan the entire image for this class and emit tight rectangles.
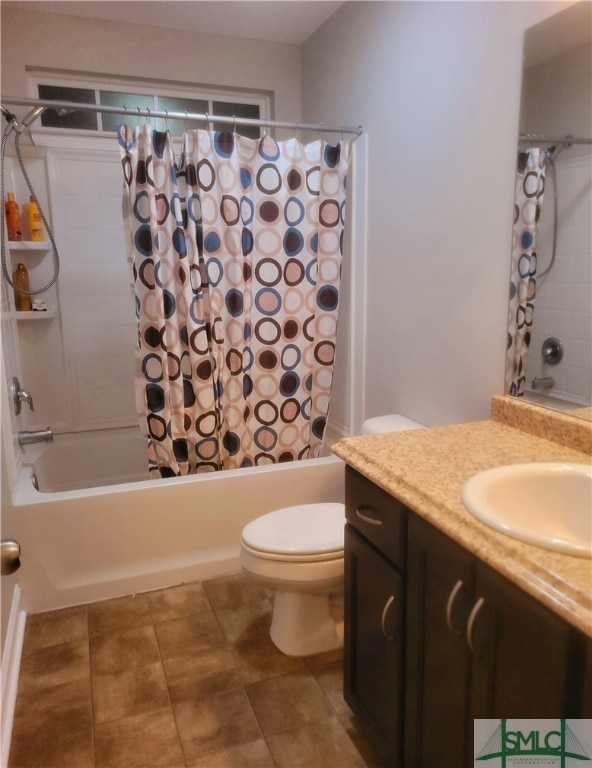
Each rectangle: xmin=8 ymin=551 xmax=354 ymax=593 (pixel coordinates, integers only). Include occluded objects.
xmin=15 ymin=308 xmax=57 ymax=321
xmin=8 ymin=241 xmax=51 ymax=252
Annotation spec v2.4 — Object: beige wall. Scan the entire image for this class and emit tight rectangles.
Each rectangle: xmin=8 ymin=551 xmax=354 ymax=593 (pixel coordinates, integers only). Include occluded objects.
xmin=0 ymin=6 xmax=302 ymax=135
xmin=302 ymin=0 xmax=572 ymax=426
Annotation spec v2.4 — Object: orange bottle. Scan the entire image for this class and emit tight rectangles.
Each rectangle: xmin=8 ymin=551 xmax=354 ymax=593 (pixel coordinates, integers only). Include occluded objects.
xmin=5 ymin=193 xmax=22 ymax=241
xmin=13 ymin=263 xmax=33 ymax=311
xmin=25 ymin=196 xmax=43 ymax=241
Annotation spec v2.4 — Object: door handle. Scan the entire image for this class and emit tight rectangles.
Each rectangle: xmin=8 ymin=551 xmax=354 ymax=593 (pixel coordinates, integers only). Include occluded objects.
xmin=445 ymin=579 xmax=464 ymax=634
xmin=381 ymin=595 xmax=396 ymax=640
xmin=1 ymin=539 xmax=21 ymax=576
xmin=355 ymin=505 xmax=382 ymax=526
xmin=466 ymin=597 xmax=485 ymax=652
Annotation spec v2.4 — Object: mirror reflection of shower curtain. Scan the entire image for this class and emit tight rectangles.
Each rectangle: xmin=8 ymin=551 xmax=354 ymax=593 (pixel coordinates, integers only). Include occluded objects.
xmin=118 ymin=125 xmax=351 ymax=477
xmin=505 ymin=148 xmax=546 ymax=396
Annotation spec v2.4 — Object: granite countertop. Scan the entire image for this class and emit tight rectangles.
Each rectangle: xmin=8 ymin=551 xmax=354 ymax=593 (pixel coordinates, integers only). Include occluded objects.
xmin=332 ymin=396 xmax=592 ymax=638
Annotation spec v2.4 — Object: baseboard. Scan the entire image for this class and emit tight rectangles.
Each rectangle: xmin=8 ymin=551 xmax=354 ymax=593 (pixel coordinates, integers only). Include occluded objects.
xmin=1 ymin=585 xmax=26 ymax=768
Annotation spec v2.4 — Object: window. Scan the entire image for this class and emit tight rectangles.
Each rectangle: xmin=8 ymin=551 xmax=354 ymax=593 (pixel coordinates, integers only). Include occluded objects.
xmin=31 ymin=73 xmax=269 ymax=144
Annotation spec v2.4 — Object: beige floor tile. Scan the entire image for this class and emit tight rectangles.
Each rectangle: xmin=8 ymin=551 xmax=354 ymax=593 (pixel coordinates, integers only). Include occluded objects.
xmin=88 ymin=593 xmax=152 ymax=636
xmin=245 ymin=669 xmax=334 ymax=736
xmin=202 ymin=572 xmax=272 ymax=611
xmin=306 ymin=654 xmax=350 ymax=719
xmin=148 ymin=580 xmax=212 ymax=622
xmin=163 ymin=646 xmax=242 ymax=703
xmin=9 ymin=720 xmax=93 ymax=768
xmin=90 ymin=624 xmax=160 ymax=676
xmin=266 ymin=715 xmax=367 ymax=768
xmin=92 ymin=660 xmax=171 ymax=723
xmin=215 ymin=600 xmax=304 ymax=683
xmin=174 ymin=688 xmax=262 ymax=760
xmin=186 ymin=738 xmax=276 ymax=767
xmin=155 ymin=611 xmax=225 ymax=659
xmin=213 ymin=597 xmax=273 ymax=646
xmin=233 ymin=629 xmax=305 ymax=685
xmin=22 ymin=605 xmax=88 ymax=655
xmin=18 ymin=639 xmax=90 ymax=691
xmin=13 ymin=677 xmax=92 ymax=733
xmin=94 ymin=708 xmax=184 ymax=768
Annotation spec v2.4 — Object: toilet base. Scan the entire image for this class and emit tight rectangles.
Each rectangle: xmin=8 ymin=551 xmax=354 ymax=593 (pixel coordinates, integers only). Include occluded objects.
xmin=270 ymin=589 xmax=343 ymax=657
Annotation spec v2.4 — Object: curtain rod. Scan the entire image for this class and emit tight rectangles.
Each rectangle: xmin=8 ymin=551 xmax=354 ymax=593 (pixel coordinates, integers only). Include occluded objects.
xmin=519 ymin=133 xmax=592 ymax=146
xmin=0 ymin=95 xmax=363 ymax=137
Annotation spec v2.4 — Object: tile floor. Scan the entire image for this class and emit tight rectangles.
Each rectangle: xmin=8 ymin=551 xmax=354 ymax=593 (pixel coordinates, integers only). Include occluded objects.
xmin=9 ymin=573 xmax=383 ymax=768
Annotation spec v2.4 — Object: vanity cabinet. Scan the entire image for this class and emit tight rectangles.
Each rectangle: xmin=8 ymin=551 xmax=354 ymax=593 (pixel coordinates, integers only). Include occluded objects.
xmin=405 ymin=513 xmax=586 ymax=768
xmin=344 ymin=467 xmax=591 ymax=768
xmin=344 ymin=467 xmax=407 ymax=766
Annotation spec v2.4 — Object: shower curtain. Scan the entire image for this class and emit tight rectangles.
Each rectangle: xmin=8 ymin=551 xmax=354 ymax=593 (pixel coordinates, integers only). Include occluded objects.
xmin=119 ymin=125 xmax=351 ymax=477
xmin=505 ymin=148 xmax=546 ymax=396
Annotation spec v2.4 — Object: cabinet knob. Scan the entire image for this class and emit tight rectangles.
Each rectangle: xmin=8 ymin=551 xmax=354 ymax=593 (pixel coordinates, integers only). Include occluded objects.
xmin=381 ymin=595 xmax=396 ymax=640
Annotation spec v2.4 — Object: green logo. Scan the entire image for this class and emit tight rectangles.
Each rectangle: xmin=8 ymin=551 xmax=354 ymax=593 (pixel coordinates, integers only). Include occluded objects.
xmin=476 ymin=719 xmax=591 ymax=767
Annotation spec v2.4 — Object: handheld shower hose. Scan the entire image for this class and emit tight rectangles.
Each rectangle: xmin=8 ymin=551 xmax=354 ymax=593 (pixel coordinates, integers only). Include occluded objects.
xmin=0 ymin=107 xmax=60 ymax=296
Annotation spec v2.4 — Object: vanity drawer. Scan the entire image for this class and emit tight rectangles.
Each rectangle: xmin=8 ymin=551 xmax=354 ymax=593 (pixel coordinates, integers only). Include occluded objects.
xmin=345 ymin=466 xmax=407 ymax=569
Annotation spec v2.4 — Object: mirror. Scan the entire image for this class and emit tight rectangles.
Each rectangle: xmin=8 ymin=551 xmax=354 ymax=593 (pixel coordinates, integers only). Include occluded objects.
xmin=506 ymin=2 xmax=591 ymax=421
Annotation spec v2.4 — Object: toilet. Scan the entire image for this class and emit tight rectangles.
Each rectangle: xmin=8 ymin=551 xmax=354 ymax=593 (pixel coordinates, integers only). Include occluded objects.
xmin=239 ymin=413 xmax=424 ymax=656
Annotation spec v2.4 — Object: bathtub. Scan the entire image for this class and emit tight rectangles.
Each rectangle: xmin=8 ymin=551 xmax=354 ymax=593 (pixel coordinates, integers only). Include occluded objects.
xmin=11 ymin=428 xmax=345 ymax=613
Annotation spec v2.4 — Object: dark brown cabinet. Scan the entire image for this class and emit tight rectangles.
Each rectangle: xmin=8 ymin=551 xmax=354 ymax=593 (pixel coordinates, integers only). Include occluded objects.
xmin=344 ymin=467 xmax=407 ymax=766
xmin=405 ymin=513 xmax=588 ymax=768
xmin=344 ymin=466 xmax=592 ymax=768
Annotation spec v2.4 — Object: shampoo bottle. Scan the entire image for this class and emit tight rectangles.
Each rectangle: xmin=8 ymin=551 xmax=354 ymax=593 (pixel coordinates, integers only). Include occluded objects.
xmin=25 ymin=196 xmax=43 ymax=241
xmin=5 ymin=193 xmax=22 ymax=241
xmin=13 ymin=262 xmax=33 ymax=311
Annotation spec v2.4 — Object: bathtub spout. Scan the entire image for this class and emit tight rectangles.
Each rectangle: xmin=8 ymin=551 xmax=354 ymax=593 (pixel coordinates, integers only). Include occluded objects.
xmin=531 ymin=376 xmax=555 ymax=391
xmin=18 ymin=428 xmax=54 ymax=446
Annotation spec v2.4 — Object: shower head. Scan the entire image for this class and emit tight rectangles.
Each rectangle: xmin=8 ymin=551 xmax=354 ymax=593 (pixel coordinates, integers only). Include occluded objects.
xmin=20 ymin=106 xmax=45 ymax=129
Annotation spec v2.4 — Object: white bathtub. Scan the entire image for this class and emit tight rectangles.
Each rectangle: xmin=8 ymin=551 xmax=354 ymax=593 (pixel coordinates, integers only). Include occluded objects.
xmin=23 ymin=427 xmax=150 ymax=493
xmin=12 ymin=428 xmax=345 ymax=613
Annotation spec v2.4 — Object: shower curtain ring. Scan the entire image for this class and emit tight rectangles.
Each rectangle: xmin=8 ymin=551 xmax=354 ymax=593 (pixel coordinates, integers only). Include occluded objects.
xmin=319 ymin=122 xmax=326 ymax=140
xmin=184 ymin=110 xmax=188 ymax=129
xmin=293 ymin=120 xmax=299 ymax=139
xmin=146 ymin=107 xmax=151 ymax=125
xmin=136 ymin=106 xmax=141 ymax=127
xmin=205 ymin=112 xmax=210 ymax=131
xmin=164 ymin=109 xmax=169 ymax=131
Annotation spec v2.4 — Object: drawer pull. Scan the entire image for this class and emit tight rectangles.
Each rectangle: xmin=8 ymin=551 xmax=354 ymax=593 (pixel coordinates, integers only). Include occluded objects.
xmin=355 ymin=505 xmax=383 ymax=526
xmin=445 ymin=579 xmax=464 ymax=634
xmin=466 ymin=597 xmax=485 ymax=652
xmin=380 ymin=595 xmax=396 ymax=640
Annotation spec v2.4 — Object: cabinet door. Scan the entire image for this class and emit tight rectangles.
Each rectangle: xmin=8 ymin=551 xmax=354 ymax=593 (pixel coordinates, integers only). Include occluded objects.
xmin=405 ymin=514 xmax=475 ymax=768
xmin=470 ymin=562 xmax=581 ymax=718
xmin=344 ymin=524 xmax=404 ymax=766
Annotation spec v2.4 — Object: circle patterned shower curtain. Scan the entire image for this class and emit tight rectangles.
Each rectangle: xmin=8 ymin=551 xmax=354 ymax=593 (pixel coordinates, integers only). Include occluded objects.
xmin=118 ymin=125 xmax=351 ymax=476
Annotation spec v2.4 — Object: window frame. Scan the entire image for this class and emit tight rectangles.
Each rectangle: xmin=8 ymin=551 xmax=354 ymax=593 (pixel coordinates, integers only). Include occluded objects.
xmin=27 ymin=70 xmax=271 ymax=150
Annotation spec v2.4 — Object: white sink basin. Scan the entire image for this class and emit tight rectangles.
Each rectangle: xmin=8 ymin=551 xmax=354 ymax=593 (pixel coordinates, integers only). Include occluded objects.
xmin=461 ymin=463 xmax=592 ymax=558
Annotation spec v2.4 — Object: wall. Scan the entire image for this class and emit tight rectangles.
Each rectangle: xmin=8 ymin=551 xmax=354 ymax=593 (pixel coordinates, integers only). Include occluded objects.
xmin=521 ymin=42 xmax=592 ymax=405
xmin=301 ymin=0 xmax=571 ymax=426
xmin=0 ymin=8 xmax=301 ymax=131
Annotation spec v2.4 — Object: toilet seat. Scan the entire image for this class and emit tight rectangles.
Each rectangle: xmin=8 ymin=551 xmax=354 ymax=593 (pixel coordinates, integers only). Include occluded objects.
xmin=241 ymin=503 xmax=345 ymax=562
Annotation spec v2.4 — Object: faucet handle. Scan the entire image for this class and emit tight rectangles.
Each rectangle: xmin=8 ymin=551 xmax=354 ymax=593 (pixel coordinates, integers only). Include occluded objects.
xmin=10 ymin=376 xmax=34 ymax=415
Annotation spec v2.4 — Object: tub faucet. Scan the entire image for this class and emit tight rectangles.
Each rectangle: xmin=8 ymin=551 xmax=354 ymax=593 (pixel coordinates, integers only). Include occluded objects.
xmin=18 ymin=428 xmax=54 ymax=447
xmin=531 ymin=376 xmax=555 ymax=391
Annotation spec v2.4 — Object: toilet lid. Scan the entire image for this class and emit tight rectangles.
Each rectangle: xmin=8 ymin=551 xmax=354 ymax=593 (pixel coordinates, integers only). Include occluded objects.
xmin=241 ymin=503 xmax=345 ymax=558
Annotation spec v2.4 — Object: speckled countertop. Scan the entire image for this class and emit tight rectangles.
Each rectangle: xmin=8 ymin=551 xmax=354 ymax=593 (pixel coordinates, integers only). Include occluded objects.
xmin=332 ymin=395 xmax=592 ymax=638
